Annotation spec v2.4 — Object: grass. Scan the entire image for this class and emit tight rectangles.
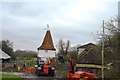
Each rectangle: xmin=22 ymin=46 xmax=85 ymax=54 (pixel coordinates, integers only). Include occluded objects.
xmin=1 ymin=74 xmax=24 ymax=80
xmin=16 ymin=57 xmax=37 ymax=68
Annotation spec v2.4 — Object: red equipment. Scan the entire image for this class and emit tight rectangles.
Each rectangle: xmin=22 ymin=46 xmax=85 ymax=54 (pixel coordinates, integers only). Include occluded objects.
xmin=21 ymin=67 xmax=36 ymax=73
xmin=67 ymin=71 xmax=97 ymax=80
xmin=67 ymin=58 xmax=97 ymax=80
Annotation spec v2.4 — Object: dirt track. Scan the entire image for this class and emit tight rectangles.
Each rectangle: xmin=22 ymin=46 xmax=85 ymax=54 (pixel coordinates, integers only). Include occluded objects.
xmin=1 ymin=63 xmax=70 ymax=80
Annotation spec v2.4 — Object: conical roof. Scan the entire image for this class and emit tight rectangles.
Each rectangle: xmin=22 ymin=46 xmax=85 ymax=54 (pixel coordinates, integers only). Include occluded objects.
xmin=38 ymin=26 xmax=56 ymax=51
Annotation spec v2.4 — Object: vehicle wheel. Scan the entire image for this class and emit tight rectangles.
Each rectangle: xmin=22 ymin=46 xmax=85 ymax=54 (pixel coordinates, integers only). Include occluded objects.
xmin=50 ymin=70 xmax=54 ymax=77
xmin=37 ymin=70 xmax=41 ymax=76
xmin=35 ymin=68 xmax=37 ymax=74
xmin=36 ymin=71 xmax=39 ymax=76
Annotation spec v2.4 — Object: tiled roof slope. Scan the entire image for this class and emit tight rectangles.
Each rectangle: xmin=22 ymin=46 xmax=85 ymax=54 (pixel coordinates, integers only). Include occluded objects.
xmin=38 ymin=30 xmax=56 ymax=51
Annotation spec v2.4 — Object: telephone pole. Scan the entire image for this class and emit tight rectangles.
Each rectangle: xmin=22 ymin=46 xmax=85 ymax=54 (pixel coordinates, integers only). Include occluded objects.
xmin=117 ymin=1 xmax=120 ymax=80
xmin=102 ymin=20 xmax=105 ymax=80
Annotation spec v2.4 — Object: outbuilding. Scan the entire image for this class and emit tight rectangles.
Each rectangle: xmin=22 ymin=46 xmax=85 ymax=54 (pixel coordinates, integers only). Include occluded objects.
xmin=37 ymin=25 xmax=56 ymax=66
xmin=0 ymin=49 xmax=11 ymax=62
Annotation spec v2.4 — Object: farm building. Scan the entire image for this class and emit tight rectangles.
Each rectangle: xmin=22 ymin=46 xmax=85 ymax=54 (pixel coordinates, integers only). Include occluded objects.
xmin=0 ymin=49 xmax=11 ymax=62
xmin=76 ymin=43 xmax=105 ymax=75
xmin=0 ymin=49 xmax=11 ymax=69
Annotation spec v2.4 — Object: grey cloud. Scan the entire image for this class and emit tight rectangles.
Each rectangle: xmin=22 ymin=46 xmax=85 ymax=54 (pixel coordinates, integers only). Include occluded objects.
xmin=2 ymin=2 xmax=66 ymax=18
xmin=2 ymin=28 xmax=44 ymax=51
xmin=2 ymin=0 xmax=118 ymax=51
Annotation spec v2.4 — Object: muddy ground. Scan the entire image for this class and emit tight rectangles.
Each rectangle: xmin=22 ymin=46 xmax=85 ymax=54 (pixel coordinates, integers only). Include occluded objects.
xmin=2 ymin=63 xmax=70 ymax=80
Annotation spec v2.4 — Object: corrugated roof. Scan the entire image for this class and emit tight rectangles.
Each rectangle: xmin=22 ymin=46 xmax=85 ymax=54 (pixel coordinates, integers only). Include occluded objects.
xmin=38 ymin=29 xmax=56 ymax=51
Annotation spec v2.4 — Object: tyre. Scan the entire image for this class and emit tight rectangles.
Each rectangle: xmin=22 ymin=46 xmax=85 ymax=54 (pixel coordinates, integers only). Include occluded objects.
xmin=36 ymin=70 xmax=39 ymax=76
xmin=35 ymin=68 xmax=37 ymax=74
xmin=48 ymin=67 xmax=54 ymax=77
xmin=36 ymin=70 xmax=41 ymax=76
xmin=50 ymin=70 xmax=54 ymax=77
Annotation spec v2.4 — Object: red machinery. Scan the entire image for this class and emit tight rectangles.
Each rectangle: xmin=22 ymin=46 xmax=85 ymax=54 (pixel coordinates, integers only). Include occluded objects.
xmin=67 ymin=71 xmax=97 ymax=80
xmin=67 ymin=58 xmax=97 ymax=80
xmin=35 ymin=60 xmax=55 ymax=76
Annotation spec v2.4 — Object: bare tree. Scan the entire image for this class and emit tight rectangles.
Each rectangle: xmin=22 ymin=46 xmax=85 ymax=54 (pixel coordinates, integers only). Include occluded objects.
xmin=95 ymin=16 xmax=120 ymax=78
xmin=58 ymin=39 xmax=71 ymax=60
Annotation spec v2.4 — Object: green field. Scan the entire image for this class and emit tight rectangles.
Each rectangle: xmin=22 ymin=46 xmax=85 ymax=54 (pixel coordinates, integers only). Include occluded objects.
xmin=16 ymin=57 xmax=37 ymax=68
xmin=1 ymin=74 xmax=24 ymax=80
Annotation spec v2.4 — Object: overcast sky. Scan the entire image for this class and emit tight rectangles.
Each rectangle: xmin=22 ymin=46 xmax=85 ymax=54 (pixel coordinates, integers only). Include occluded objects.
xmin=1 ymin=0 xmax=119 ymax=51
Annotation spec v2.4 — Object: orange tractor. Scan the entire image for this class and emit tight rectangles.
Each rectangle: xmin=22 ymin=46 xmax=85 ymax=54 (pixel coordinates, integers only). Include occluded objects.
xmin=35 ymin=60 xmax=55 ymax=77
